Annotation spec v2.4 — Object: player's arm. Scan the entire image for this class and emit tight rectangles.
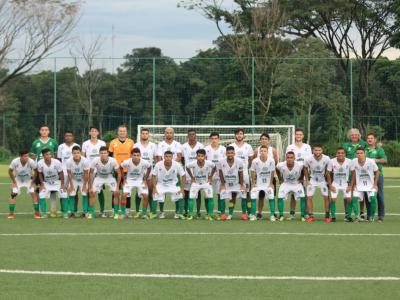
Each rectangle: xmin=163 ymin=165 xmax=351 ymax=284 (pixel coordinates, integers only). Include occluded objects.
xmin=303 ymin=167 xmax=309 ymax=186
xmin=67 ymin=169 xmax=74 ymax=192
xmin=209 ymin=166 xmax=216 ymax=184
xmin=152 ymin=175 xmax=158 ymax=195
xmin=31 ymin=169 xmax=38 ymax=187
xmin=120 ymin=166 xmax=125 ymax=184
xmin=83 ymin=169 xmax=89 ymax=194
xmin=239 ymin=170 xmax=246 ymax=191
xmin=180 ymin=174 xmax=186 ymax=194
xmin=350 ymin=170 xmax=356 ymax=191
xmin=272 ymin=148 xmax=279 ymax=165
xmin=59 ymin=171 xmax=66 ymax=191
xmin=186 ymin=167 xmax=195 ymax=183
xmin=143 ymin=167 xmax=151 ymax=187
xmin=89 ymin=169 xmax=94 ymax=192
xmin=269 ymin=170 xmax=275 ymax=189
xmin=250 ymin=169 xmax=256 ymax=188
xmin=326 ymin=170 xmax=332 ymax=190
xmin=219 ymin=169 xmax=225 ymax=190
xmin=8 ymin=168 xmax=17 ymax=186
xmin=276 ymin=167 xmax=283 ymax=184
xmin=176 ymin=152 xmax=182 ymax=163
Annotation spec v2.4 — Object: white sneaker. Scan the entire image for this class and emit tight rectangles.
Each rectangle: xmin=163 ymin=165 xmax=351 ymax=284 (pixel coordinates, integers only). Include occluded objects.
xmin=119 ymin=214 xmax=126 ymax=220
xmin=100 ymin=212 xmax=107 ymax=218
xmin=249 ymin=214 xmax=257 ymax=221
xmin=174 ymin=213 xmax=179 ymax=219
xmin=226 ymin=215 xmax=232 ymax=220
xmin=159 ymin=212 xmax=166 ymax=219
xmin=270 ymin=215 xmax=276 ymax=222
xmin=286 ymin=214 xmax=295 ymax=221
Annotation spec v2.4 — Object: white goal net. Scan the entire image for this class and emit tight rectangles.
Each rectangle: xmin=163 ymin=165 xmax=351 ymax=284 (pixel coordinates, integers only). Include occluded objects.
xmin=137 ymin=125 xmax=295 ymax=161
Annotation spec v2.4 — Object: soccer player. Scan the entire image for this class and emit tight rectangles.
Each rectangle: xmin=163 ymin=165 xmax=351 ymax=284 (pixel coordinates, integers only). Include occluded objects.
xmin=66 ymin=146 xmax=90 ymax=218
xmin=37 ymin=149 xmax=68 ymax=218
xmin=327 ymin=147 xmax=352 ymax=222
xmin=57 ymin=131 xmax=79 ymax=213
xmin=82 ymin=126 xmax=107 ymax=217
xmin=31 ymin=124 xmax=58 ymax=161
xmin=253 ymin=133 xmax=279 ymax=219
xmin=181 ymin=129 xmax=204 ymax=218
xmin=285 ymin=128 xmax=311 ymax=220
xmin=135 ymin=128 xmax=158 ymax=218
xmin=152 ymin=151 xmax=186 ymax=219
xmin=186 ymin=149 xmax=215 ymax=220
xmin=8 ymin=150 xmax=39 ymax=219
xmin=276 ymin=152 xmax=306 ymax=221
xmin=218 ymin=146 xmax=246 ymax=221
xmin=89 ymin=146 xmax=121 ymax=219
xmin=365 ymin=133 xmax=387 ymax=221
xmin=350 ymin=147 xmax=379 ymax=222
xmin=229 ymin=128 xmax=254 ymax=220
xmin=108 ymin=125 xmax=134 ymax=217
xmin=120 ymin=148 xmax=152 ymax=219
xmin=303 ymin=144 xmax=331 ymax=222
xmin=156 ymin=127 xmax=182 ymax=162
xmin=250 ymin=145 xmax=276 ymax=221
xmin=205 ymin=132 xmax=226 ymax=219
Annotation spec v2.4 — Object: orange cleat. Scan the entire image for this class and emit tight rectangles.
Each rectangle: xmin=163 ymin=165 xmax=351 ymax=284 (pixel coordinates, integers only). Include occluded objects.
xmin=306 ymin=216 xmax=315 ymax=222
xmin=325 ymin=217 xmax=331 ymax=223
xmin=34 ymin=212 xmax=41 ymax=219
xmin=8 ymin=213 xmax=15 ymax=219
xmin=220 ymin=214 xmax=227 ymax=221
xmin=241 ymin=213 xmax=248 ymax=221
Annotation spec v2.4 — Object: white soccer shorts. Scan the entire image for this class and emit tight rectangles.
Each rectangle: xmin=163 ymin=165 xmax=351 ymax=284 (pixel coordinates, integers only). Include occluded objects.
xmin=92 ymin=177 xmax=117 ymax=193
xmin=39 ymin=182 xmax=68 ymax=199
xmin=220 ymin=183 xmax=242 ymax=201
xmin=12 ymin=180 xmax=34 ymax=195
xmin=330 ymin=183 xmax=351 ymax=199
xmin=278 ymin=183 xmax=305 ymax=200
xmin=189 ymin=182 xmax=213 ymax=199
xmin=154 ymin=184 xmax=182 ymax=202
xmin=69 ymin=180 xmax=88 ymax=196
xmin=250 ymin=186 xmax=274 ymax=200
xmin=211 ymin=176 xmax=221 ymax=195
xmin=123 ymin=180 xmax=148 ymax=197
xmin=306 ymin=183 xmax=329 ymax=197
xmin=353 ymin=188 xmax=377 ymax=201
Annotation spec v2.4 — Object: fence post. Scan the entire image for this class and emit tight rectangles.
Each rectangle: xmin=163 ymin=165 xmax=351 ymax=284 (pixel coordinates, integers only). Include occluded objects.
xmin=152 ymin=57 xmax=156 ymax=126
xmin=251 ymin=57 xmax=255 ymax=127
xmin=2 ymin=114 xmax=5 ymax=147
xmin=53 ymin=57 xmax=57 ymax=138
xmin=349 ymin=59 xmax=353 ymax=128
xmin=129 ymin=115 xmax=132 ymax=137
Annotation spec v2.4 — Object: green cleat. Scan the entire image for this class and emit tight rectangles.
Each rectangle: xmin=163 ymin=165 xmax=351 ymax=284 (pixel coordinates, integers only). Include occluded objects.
xmin=186 ymin=215 xmax=193 ymax=221
xmin=114 ymin=213 xmax=120 ymax=220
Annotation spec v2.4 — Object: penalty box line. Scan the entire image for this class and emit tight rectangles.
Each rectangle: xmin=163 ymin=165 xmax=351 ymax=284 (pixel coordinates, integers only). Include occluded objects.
xmin=0 ymin=269 xmax=399 ymax=281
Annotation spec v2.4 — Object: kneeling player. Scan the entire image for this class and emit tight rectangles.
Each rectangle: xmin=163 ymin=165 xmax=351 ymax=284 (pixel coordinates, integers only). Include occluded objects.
xmin=89 ymin=146 xmax=121 ymax=219
xmin=121 ymin=148 xmax=152 ymax=219
xmin=303 ymin=144 xmax=331 ymax=222
xmin=67 ymin=146 xmax=90 ymax=218
xmin=37 ymin=149 xmax=68 ymax=218
xmin=351 ymin=147 xmax=379 ymax=222
xmin=250 ymin=145 xmax=276 ymax=221
xmin=186 ymin=149 xmax=216 ymax=220
xmin=276 ymin=152 xmax=306 ymax=221
xmin=8 ymin=150 xmax=39 ymax=219
xmin=219 ymin=146 xmax=246 ymax=221
xmin=152 ymin=151 xmax=186 ymax=219
xmin=327 ymin=147 xmax=352 ymax=222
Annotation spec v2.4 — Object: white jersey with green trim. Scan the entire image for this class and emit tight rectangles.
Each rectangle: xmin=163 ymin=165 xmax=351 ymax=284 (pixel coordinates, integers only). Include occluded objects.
xmin=229 ymin=142 xmax=254 ymax=170
xmin=219 ymin=158 xmax=244 ymax=187
xmin=276 ymin=161 xmax=303 ymax=185
xmin=121 ymin=158 xmax=151 ymax=182
xmin=82 ymin=139 xmax=107 ymax=163
xmin=9 ymin=158 xmax=37 ymax=183
xmin=66 ymin=157 xmax=90 ymax=182
xmin=304 ymin=155 xmax=330 ymax=185
xmin=250 ymin=157 xmax=275 ymax=186
xmin=135 ymin=141 xmax=157 ymax=165
xmin=156 ymin=140 xmax=182 ymax=161
xmin=152 ymin=160 xmax=185 ymax=187
xmin=57 ymin=143 xmax=79 ymax=172
xmin=327 ymin=157 xmax=352 ymax=189
xmin=350 ymin=158 xmax=378 ymax=191
xmin=285 ymin=143 xmax=312 ymax=164
xmin=90 ymin=157 xmax=119 ymax=179
xmin=182 ymin=142 xmax=204 ymax=166
xmin=37 ymin=158 xmax=63 ymax=184
xmin=186 ymin=160 xmax=215 ymax=185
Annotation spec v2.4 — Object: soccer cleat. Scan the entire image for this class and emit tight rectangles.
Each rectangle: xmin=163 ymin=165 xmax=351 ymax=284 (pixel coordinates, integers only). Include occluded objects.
xmin=301 ymin=216 xmax=306 ymax=222
xmin=133 ymin=211 xmax=141 ymax=219
xmin=196 ymin=213 xmax=202 ymax=220
xmin=40 ymin=214 xmax=48 ymax=219
xmin=119 ymin=214 xmax=126 ymax=220
xmin=109 ymin=211 xmax=115 ymax=219
xmin=270 ymin=215 xmax=276 ymax=222
xmin=249 ymin=214 xmax=257 ymax=221
xmin=205 ymin=215 xmax=213 ymax=221
xmin=344 ymin=217 xmax=353 ymax=222
xmin=100 ymin=212 xmax=107 ymax=218
xmin=360 ymin=213 xmax=365 ymax=221
xmin=220 ymin=214 xmax=227 ymax=221
xmin=226 ymin=214 xmax=232 ymax=220
xmin=149 ymin=212 xmax=157 ymax=219
xmin=306 ymin=216 xmax=315 ymax=222
xmin=186 ymin=215 xmax=193 ymax=221
xmin=279 ymin=216 xmax=284 ymax=222
xmin=256 ymin=213 xmax=262 ymax=220
xmin=286 ymin=214 xmax=295 ymax=221
xmin=241 ymin=213 xmax=248 ymax=221
xmin=69 ymin=213 xmax=75 ymax=219
xmin=63 ymin=213 xmax=69 ymax=219
xmin=87 ymin=213 xmax=93 ymax=219
xmin=174 ymin=213 xmax=180 ymax=219
xmin=331 ymin=217 xmax=336 ymax=222
xmin=159 ymin=212 xmax=166 ymax=219
xmin=50 ymin=211 xmax=57 ymax=218
xmin=378 ymin=217 xmax=384 ymax=222
xmin=8 ymin=213 xmax=15 ymax=219
xmin=113 ymin=213 xmax=120 ymax=220
xmin=215 ymin=214 xmax=221 ymax=221
xmin=369 ymin=217 xmax=375 ymax=222
xmin=325 ymin=217 xmax=331 ymax=223
xmin=34 ymin=212 xmax=41 ymax=219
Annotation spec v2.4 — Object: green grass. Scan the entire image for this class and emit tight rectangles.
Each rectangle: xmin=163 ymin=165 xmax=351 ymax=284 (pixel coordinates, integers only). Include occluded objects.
xmin=1 ymin=165 xmax=400 ymax=299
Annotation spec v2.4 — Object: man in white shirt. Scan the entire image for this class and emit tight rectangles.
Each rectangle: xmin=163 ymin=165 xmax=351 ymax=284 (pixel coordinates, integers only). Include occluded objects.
xmin=350 ymin=147 xmax=379 ymax=222
xmin=156 ymin=127 xmax=182 ymax=162
xmin=152 ymin=151 xmax=186 ymax=219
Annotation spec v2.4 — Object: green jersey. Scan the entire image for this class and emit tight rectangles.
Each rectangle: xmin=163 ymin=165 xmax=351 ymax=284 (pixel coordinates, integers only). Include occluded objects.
xmin=366 ymin=146 xmax=387 ymax=176
xmin=342 ymin=140 xmax=368 ymax=159
xmin=31 ymin=138 xmax=58 ymax=161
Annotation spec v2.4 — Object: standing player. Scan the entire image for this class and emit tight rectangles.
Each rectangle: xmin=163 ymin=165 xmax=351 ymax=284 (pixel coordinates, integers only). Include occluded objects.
xmin=108 ymin=125 xmax=134 ymax=218
xmin=229 ymin=128 xmax=254 ymax=220
xmin=275 ymin=152 xmax=306 ymax=221
xmin=350 ymin=147 xmax=379 ymax=222
xmin=89 ymin=147 xmax=121 ymax=219
xmin=82 ymin=126 xmax=107 ymax=217
xmin=365 ymin=133 xmax=387 ymax=221
xmin=303 ymin=144 xmax=331 ymax=222
xmin=156 ymin=127 xmax=182 ymax=162
xmin=219 ymin=146 xmax=246 ymax=221
xmin=327 ymin=147 xmax=352 ymax=222
xmin=253 ymin=133 xmax=279 ymax=219
xmin=205 ymin=132 xmax=226 ymax=219
xmin=152 ymin=151 xmax=186 ymax=219
xmin=285 ymin=128 xmax=311 ymax=220
xmin=37 ymin=149 xmax=68 ymax=218
xmin=67 ymin=146 xmax=90 ymax=218
xmin=250 ymin=145 xmax=276 ymax=221
xmin=31 ymin=124 xmax=58 ymax=161
xmin=135 ymin=128 xmax=158 ymax=218
xmin=181 ymin=129 xmax=204 ymax=218
xmin=8 ymin=150 xmax=39 ymax=219
xmin=186 ymin=149 xmax=215 ymax=220
xmin=120 ymin=148 xmax=152 ymax=219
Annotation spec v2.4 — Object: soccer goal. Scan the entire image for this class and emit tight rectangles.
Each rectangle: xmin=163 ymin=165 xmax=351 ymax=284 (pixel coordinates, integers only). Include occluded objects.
xmin=137 ymin=125 xmax=295 ymax=161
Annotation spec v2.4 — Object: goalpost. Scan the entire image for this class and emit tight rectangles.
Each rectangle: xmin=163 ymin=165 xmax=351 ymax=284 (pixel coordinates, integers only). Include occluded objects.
xmin=137 ymin=125 xmax=295 ymax=161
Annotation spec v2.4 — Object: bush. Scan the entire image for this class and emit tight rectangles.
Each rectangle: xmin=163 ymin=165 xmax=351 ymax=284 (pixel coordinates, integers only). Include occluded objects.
xmin=0 ymin=146 xmax=12 ymax=162
xmin=381 ymin=141 xmax=400 ymax=167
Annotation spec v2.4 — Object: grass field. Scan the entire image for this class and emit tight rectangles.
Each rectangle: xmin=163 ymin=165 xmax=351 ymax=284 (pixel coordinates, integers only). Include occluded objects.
xmin=0 ymin=165 xmax=400 ymax=299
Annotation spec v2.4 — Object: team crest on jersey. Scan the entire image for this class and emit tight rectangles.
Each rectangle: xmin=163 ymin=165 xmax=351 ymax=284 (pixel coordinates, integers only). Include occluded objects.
xmin=339 ymin=167 xmax=344 ymax=172
xmin=262 ymin=167 xmax=269 ymax=172
xmin=228 ymin=169 xmax=233 ymax=175
xmin=213 ymin=154 xmax=218 ymax=159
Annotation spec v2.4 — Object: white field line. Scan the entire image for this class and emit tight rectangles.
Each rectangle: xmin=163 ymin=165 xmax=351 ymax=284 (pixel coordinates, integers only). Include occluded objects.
xmin=0 ymin=269 xmax=399 ymax=281
xmin=1 ymin=232 xmax=400 ymax=237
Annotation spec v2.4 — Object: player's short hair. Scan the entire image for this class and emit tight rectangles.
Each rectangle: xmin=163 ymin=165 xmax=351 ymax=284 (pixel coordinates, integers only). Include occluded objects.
xmin=39 ymin=124 xmax=50 ymax=130
xmin=367 ymin=133 xmax=376 ymax=138
xmin=260 ymin=133 xmax=270 ymax=140
xmin=295 ymin=128 xmax=304 ymax=134
xmin=64 ymin=130 xmax=74 ymax=135
xmin=132 ymin=147 xmax=141 ymax=154
xmin=99 ymin=146 xmax=108 ymax=152
xmin=196 ymin=149 xmax=206 ymax=156
xmin=164 ymin=150 xmax=173 ymax=156
xmin=209 ymin=132 xmax=219 ymax=138
xmin=313 ymin=143 xmax=323 ymax=149
xmin=41 ymin=148 xmax=51 ymax=155
xmin=286 ymin=151 xmax=295 ymax=157
xmin=226 ymin=146 xmax=235 ymax=152
xmin=356 ymin=147 xmax=365 ymax=152
xmin=118 ymin=125 xmax=127 ymax=130
xmin=89 ymin=125 xmax=99 ymax=131
xmin=187 ymin=128 xmax=196 ymax=134
xmin=72 ymin=146 xmax=81 ymax=152
xmin=234 ymin=128 xmax=244 ymax=135
xmin=336 ymin=147 xmax=345 ymax=152
xmin=19 ymin=149 xmax=29 ymax=156
xmin=140 ymin=128 xmax=149 ymax=133
xmin=259 ymin=145 xmax=268 ymax=150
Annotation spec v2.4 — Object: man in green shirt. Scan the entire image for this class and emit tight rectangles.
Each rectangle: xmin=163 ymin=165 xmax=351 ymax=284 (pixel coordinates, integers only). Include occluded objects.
xmin=31 ymin=124 xmax=59 ymax=161
xmin=342 ymin=128 xmax=368 ymax=221
xmin=366 ymin=133 xmax=387 ymax=221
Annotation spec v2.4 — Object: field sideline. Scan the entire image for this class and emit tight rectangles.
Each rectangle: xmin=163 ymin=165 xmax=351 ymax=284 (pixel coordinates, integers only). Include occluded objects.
xmin=0 ymin=165 xmax=400 ymax=299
